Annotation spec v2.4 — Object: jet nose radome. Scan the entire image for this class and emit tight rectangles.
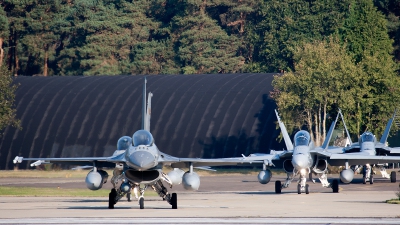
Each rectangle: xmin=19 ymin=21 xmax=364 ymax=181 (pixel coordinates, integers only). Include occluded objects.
xmin=292 ymin=154 xmax=309 ymax=170
xmin=128 ymin=151 xmax=156 ymax=170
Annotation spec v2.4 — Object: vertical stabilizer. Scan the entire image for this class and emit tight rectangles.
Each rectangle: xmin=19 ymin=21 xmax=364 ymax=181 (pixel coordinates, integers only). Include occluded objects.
xmin=275 ymin=110 xmax=294 ymax=151
xmin=321 ymin=112 xmax=340 ymax=149
xmin=338 ymin=108 xmax=353 ymax=146
xmin=379 ymin=109 xmax=397 ymax=144
xmin=141 ymin=77 xmax=147 ymax=130
xmin=145 ymin=92 xmax=153 ymax=132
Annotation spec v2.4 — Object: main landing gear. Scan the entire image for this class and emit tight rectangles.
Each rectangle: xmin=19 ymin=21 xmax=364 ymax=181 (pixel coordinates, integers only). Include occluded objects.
xmin=108 ymin=169 xmax=178 ymax=209
xmin=362 ymin=164 xmax=374 ymax=184
xmin=275 ymin=170 xmax=339 ymax=194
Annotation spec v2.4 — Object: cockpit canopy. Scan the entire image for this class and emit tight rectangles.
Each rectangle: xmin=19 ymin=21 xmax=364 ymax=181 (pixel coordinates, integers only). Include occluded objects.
xmin=132 ymin=130 xmax=154 ymax=146
xmin=360 ymin=132 xmax=375 ymax=143
xmin=294 ymin=131 xmax=311 ymax=146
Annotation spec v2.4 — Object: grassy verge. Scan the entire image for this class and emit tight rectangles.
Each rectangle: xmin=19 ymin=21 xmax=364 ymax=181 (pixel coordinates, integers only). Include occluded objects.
xmin=0 ymin=186 xmax=158 ymax=197
xmin=0 ymin=170 xmax=98 ymax=178
xmin=386 ymin=199 xmax=400 ymax=204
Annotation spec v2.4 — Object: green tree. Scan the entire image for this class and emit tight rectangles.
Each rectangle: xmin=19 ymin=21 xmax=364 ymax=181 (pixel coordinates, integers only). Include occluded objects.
xmin=130 ymin=39 xmax=180 ymax=75
xmin=0 ymin=6 xmax=8 ymax=67
xmin=18 ymin=0 xmax=62 ymax=76
xmin=55 ymin=0 xmax=162 ymax=75
xmin=246 ymin=0 xmax=350 ymax=73
xmin=172 ymin=0 xmax=244 ymax=74
xmin=373 ymin=0 xmax=400 ymax=62
xmin=272 ymin=38 xmax=363 ymax=145
xmin=339 ymin=0 xmax=400 ymax=136
xmin=0 ymin=66 xmax=20 ymax=131
xmin=339 ymin=0 xmax=394 ymax=63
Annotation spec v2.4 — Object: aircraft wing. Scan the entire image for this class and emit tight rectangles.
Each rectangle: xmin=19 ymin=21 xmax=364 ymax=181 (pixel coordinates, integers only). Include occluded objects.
xmin=162 ymin=156 xmax=265 ymax=168
xmin=169 ymin=150 xmax=289 ymax=168
xmin=327 ymin=153 xmax=400 ymax=166
xmin=311 ymin=146 xmax=344 ymax=157
xmin=389 ymin=147 xmax=400 ymax=154
xmin=13 ymin=152 xmax=126 ymax=167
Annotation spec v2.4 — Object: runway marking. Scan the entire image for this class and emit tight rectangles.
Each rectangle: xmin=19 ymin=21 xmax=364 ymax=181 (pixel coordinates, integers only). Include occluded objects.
xmin=0 ymin=217 xmax=400 ymax=224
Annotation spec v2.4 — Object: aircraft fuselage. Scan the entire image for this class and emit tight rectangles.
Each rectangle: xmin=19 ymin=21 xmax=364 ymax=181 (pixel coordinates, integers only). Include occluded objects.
xmin=292 ymin=146 xmax=313 ymax=171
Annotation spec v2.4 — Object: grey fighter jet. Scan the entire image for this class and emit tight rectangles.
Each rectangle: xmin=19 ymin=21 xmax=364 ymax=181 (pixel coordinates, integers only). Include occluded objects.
xmin=242 ymin=110 xmax=344 ymax=194
xmin=327 ymin=109 xmax=400 ymax=185
xmin=13 ymin=78 xmax=259 ymax=209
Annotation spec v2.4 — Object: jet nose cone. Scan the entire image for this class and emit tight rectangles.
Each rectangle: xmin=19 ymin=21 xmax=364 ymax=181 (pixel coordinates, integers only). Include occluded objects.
xmin=292 ymin=154 xmax=309 ymax=170
xmin=128 ymin=151 xmax=156 ymax=170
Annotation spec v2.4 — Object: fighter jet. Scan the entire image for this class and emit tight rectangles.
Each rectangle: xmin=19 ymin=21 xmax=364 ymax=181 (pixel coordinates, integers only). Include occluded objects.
xmin=241 ymin=110 xmax=343 ymax=194
xmin=327 ymin=109 xmax=400 ymax=185
xmin=13 ymin=78 xmax=259 ymax=209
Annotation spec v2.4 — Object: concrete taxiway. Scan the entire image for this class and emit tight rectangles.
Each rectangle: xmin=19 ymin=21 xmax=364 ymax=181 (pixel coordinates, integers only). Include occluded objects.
xmin=0 ymin=174 xmax=399 ymax=224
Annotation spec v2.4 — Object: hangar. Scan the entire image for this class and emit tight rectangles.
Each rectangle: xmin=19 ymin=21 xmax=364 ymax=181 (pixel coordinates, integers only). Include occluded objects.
xmin=0 ymin=73 xmax=285 ymax=170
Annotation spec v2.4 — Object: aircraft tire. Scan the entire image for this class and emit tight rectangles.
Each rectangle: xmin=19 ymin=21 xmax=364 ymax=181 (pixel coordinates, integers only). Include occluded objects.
xmin=275 ymin=181 xmax=281 ymax=194
xmin=332 ymin=179 xmax=339 ymax=193
xmin=139 ymin=197 xmax=144 ymax=209
xmin=171 ymin=193 xmax=177 ymax=209
xmin=297 ymin=184 xmax=301 ymax=194
xmin=305 ymin=184 xmax=310 ymax=194
xmin=108 ymin=188 xmax=117 ymax=209
xmin=390 ymin=171 xmax=396 ymax=183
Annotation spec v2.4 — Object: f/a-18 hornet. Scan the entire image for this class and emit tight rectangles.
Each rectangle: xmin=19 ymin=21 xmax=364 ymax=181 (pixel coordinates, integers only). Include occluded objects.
xmin=327 ymin=109 xmax=400 ymax=185
xmin=242 ymin=109 xmax=343 ymax=194
xmin=13 ymin=78 xmax=257 ymax=209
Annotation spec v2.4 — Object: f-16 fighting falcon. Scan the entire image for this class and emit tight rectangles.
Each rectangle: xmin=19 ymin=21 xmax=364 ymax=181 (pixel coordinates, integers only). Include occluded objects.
xmin=242 ymin=110 xmax=343 ymax=194
xmin=13 ymin=78 xmax=259 ymax=209
xmin=327 ymin=109 xmax=400 ymax=185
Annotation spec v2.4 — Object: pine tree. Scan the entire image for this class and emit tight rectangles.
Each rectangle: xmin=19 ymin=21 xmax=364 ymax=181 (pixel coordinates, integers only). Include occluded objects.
xmin=246 ymin=0 xmax=350 ymax=72
xmin=172 ymin=0 xmax=244 ymax=74
xmin=0 ymin=7 xmax=8 ymax=67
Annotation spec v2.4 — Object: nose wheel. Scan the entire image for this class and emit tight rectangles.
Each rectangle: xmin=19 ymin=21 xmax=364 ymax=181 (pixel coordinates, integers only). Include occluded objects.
xmin=139 ymin=197 xmax=144 ymax=209
xmin=331 ymin=179 xmax=339 ymax=193
xmin=391 ymin=171 xmax=397 ymax=183
xmin=171 ymin=193 xmax=178 ymax=209
xmin=108 ymin=188 xmax=117 ymax=209
xmin=275 ymin=180 xmax=282 ymax=194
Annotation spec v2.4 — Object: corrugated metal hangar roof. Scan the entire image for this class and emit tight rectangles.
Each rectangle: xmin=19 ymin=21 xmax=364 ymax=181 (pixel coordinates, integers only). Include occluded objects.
xmin=0 ymin=73 xmax=285 ymax=169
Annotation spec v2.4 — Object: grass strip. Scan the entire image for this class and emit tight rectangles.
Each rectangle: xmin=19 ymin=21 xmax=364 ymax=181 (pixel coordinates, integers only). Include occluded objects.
xmin=0 ymin=186 xmax=157 ymax=197
xmin=386 ymin=199 xmax=400 ymax=204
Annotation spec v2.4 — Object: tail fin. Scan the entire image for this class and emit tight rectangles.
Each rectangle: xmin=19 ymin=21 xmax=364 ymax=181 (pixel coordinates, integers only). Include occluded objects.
xmin=141 ymin=77 xmax=147 ymax=130
xmin=321 ymin=111 xmax=340 ymax=149
xmin=275 ymin=110 xmax=294 ymax=151
xmin=141 ymin=77 xmax=153 ymax=132
xmin=145 ymin=92 xmax=153 ymax=132
xmin=338 ymin=108 xmax=353 ymax=146
xmin=379 ymin=109 xmax=397 ymax=144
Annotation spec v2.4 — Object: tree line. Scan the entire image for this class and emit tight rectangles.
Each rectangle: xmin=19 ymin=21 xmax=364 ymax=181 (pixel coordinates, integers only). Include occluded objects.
xmin=1 ymin=0 xmax=400 ymax=143
xmin=0 ymin=0 xmax=398 ymax=76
